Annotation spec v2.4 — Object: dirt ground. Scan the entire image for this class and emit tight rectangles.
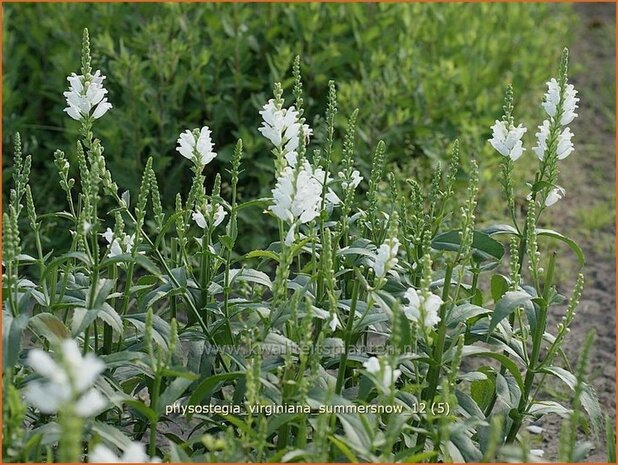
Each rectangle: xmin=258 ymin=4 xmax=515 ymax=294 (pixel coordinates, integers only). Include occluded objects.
xmin=536 ymin=3 xmax=616 ymax=461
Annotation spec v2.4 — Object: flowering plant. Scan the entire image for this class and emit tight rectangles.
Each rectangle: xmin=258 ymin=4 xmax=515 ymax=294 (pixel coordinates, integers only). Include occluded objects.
xmin=2 ymin=30 xmax=605 ymax=463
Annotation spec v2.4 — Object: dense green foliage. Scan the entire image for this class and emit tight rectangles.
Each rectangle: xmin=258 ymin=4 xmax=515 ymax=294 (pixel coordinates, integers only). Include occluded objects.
xmin=2 ymin=13 xmax=605 ymax=458
xmin=3 ymin=2 xmax=573 ymax=251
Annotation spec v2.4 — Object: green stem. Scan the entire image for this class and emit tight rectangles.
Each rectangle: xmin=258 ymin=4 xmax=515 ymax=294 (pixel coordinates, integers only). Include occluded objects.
xmin=149 ymin=372 xmax=162 ymax=457
xmin=335 ymin=279 xmax=360 ymax=394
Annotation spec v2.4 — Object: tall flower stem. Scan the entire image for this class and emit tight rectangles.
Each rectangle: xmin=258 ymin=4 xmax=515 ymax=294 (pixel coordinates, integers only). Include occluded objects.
xmin=335 ymin=278 xmax=360 ymax=394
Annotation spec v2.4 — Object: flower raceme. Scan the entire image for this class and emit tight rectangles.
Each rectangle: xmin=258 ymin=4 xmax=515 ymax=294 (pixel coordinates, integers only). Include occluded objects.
xmin=103 ymin=228 xmax=135 ymax=258
xmin=533 ymin=121 xmax=574 ymax=160
xmin=269 ymin=160 xmax=340 ymax=245
xmin=25 ymin=339 xmax=107 ymax=417
xmin=403 ymin=288 xmax=442 ymax=329
xmin=372 ymin=237 xmax=400 ymax=279
xmin=177 ymin=127 xmax=217 ymax=168
xmin=488 ymin=120 xmax=527 ymax=161
xmin=542 ymin=77 xmax=579 ymax=126
xmin=64 ymin=71 xmax=112 ymax=121
xmin=259 ymin=99 xmax=313 ymax=156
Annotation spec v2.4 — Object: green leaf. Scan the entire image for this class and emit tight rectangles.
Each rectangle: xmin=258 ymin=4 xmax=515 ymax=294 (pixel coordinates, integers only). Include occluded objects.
xmin=28 ymin=313 xmax=70 ymax=345
xmin=483 ymin=224 xmax=519 ymax=236
xmin=41 ymin=252 xmax=92 ymax=281
xmin=542 ymin=366 xmax=602 ymax=437
xmin=328 ymin=435 xmax=359 ymax=462
xmin=447 ymin=303 xmax=489 ymax=326
xmin=158 ymin=377 xmax=195 ymax=414
xmin=122 ymin=399 xmax=158 ymax=422
xmin=187 ymin=372 xmax=245 ymax=419
xmin=236 ymin=197 xmax=271 ymax=211
xmin=244 ymin=249 xmax=278 ymax=261
xmin=3 ymin=311 xmax=29 ymax=368
xmin=461 ymin=346 xmax=524 ymax=391
xmin=488 ymin=291 xmax=533 ymax=337
xmin=230 ymin=268 xmax=272 ymax=290
xmin=471 ymin=377 xmax=495 ymax=412
xmin=125 ymin=313 xmax=171 ymax=350
xmin=490 ymin=274 xmax=510 ymax=302
xmin=536 ymin=228 xmax=585 ymax=268
xmin=90 ymin=421 xmax=135 ymax=450
xmin=432 ymin=230 xmax=504 ymax=262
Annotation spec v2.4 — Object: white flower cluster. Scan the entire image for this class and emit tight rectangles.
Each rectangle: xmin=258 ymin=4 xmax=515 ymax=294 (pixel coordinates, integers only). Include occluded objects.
xmin=533 ymin=77 xmax=578 ymax=207
xmin=259 ymin=99 xmax=313 ymax=167
xmin=89 ymin=442 xmax=161 ymax=463
xmin=64 ymin=71 xmax=112 ymax=121
xmin=403 ymin=287 xmax=443 ymax=329
xmin=372 ymin=237 xmax=400 ymax=279
xmin=177 ymin=126 xmax=217 ymax=168
xmin=488 ymin=120 xmax=527 ymax=161
xmin=25 ymin=339 xmax=107 ymax=417
xmin=103 ymin=228 xmax=135 ymax=258
xmin=269 ymin=160 xmax=340 ymax=245
xmin=541 ymin=78 xmax=579 ymax=126
xmin=363 ymin=356 xmax=401 ymax=393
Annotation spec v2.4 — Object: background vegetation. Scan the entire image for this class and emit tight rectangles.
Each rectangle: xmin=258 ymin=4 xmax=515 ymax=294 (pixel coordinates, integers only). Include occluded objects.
xmin=3 ymin=2 xmax=574 ymax=250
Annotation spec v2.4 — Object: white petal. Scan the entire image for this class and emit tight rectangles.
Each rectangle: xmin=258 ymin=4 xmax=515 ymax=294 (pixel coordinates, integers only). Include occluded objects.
xmin=89 ymin=444 xmax=121 ymax=463
xmin=75 ymin=388 xmax=107 ymax=417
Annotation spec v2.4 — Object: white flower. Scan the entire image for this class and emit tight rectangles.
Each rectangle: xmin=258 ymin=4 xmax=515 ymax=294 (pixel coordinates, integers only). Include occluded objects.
xmin=25 ymin=339 xmax=107 ymax=417
xmin=192 ymin=204 xmax=226 ymax=229
xmin=489 ymin=120 xmax=528 ymax=161
xmin=542 ymin=78 xmax=578 ymax=125
xmin=372 ymin=237 xmax=400 ymax=278
xmin=533 ymin=121 xmax=574 ymax=161
xmin=269 ymin=161 xmax=324 ymax=224
xmin=328 ymin=313 xmax=341 ymax=332
xmin=363 ymin=357 xmax=401 ymax=393
xmin=64 ymin=70 xmax=112 ymax=121
xmin=102 ymin=228 xmax=134 ymax=258
xmin=258 ymin=99 xmax=313 ymax=167
xmin=403 ymin=288 xmax=442 ymax=329
xmin=176 ymin=127 xmax=217 ymax=167
xmin=544 ymin=186 xmax=565 ymax=207
xmin=89 ymin=442 xmax=161 ymax=463
xmin=488 ymin=120 xmax=527 ymax=161
xmin=339 ymin=169 xmax=363 ymax=191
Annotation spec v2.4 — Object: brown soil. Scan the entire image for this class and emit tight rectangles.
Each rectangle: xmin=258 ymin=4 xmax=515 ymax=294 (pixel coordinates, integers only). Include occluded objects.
xmin=538 ymin=3 xmax=616 ymax=461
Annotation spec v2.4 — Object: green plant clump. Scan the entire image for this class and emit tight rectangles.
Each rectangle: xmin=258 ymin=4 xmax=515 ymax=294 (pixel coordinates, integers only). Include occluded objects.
xmin=2 ymin=28 xmax=603 ymax=463
xmin=2 ymin=3 xmax=574 ymax=251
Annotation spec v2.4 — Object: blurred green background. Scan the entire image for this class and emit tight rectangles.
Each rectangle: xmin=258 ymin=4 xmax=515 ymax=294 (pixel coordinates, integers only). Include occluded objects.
xmin=3 ymin=2 xmax=574 ymax=249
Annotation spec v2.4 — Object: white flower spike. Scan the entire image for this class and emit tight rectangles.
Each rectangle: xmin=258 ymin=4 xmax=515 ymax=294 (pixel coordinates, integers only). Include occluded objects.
xmin=372 ymin=237 xmax=400 ymax=279
xmin=488 ymin=120 xmax=527 ymax=161
xmin=542 ymin=78 xmax=579 ymax=125
xmin=403 ymin=288 xmax=442 ymax=329
xmin=269 ymin=161 xmax=324 ymax=225
xmin=64 ymin=70 xmax=112 ymax=121
xmin=259 ymin=98 xmax=313 ymax=169
xmin=25 ymin=339 xmax=107 ymax=417
xmin=177 ymin=126 xmax=217 ymax=167
xmin=533 ymin=121 xmax=574 ymax=161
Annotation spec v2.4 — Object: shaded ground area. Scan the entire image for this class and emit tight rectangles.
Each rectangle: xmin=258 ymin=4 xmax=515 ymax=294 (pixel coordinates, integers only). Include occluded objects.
xmin=538 ymin=3 xmax=616 ymax=461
